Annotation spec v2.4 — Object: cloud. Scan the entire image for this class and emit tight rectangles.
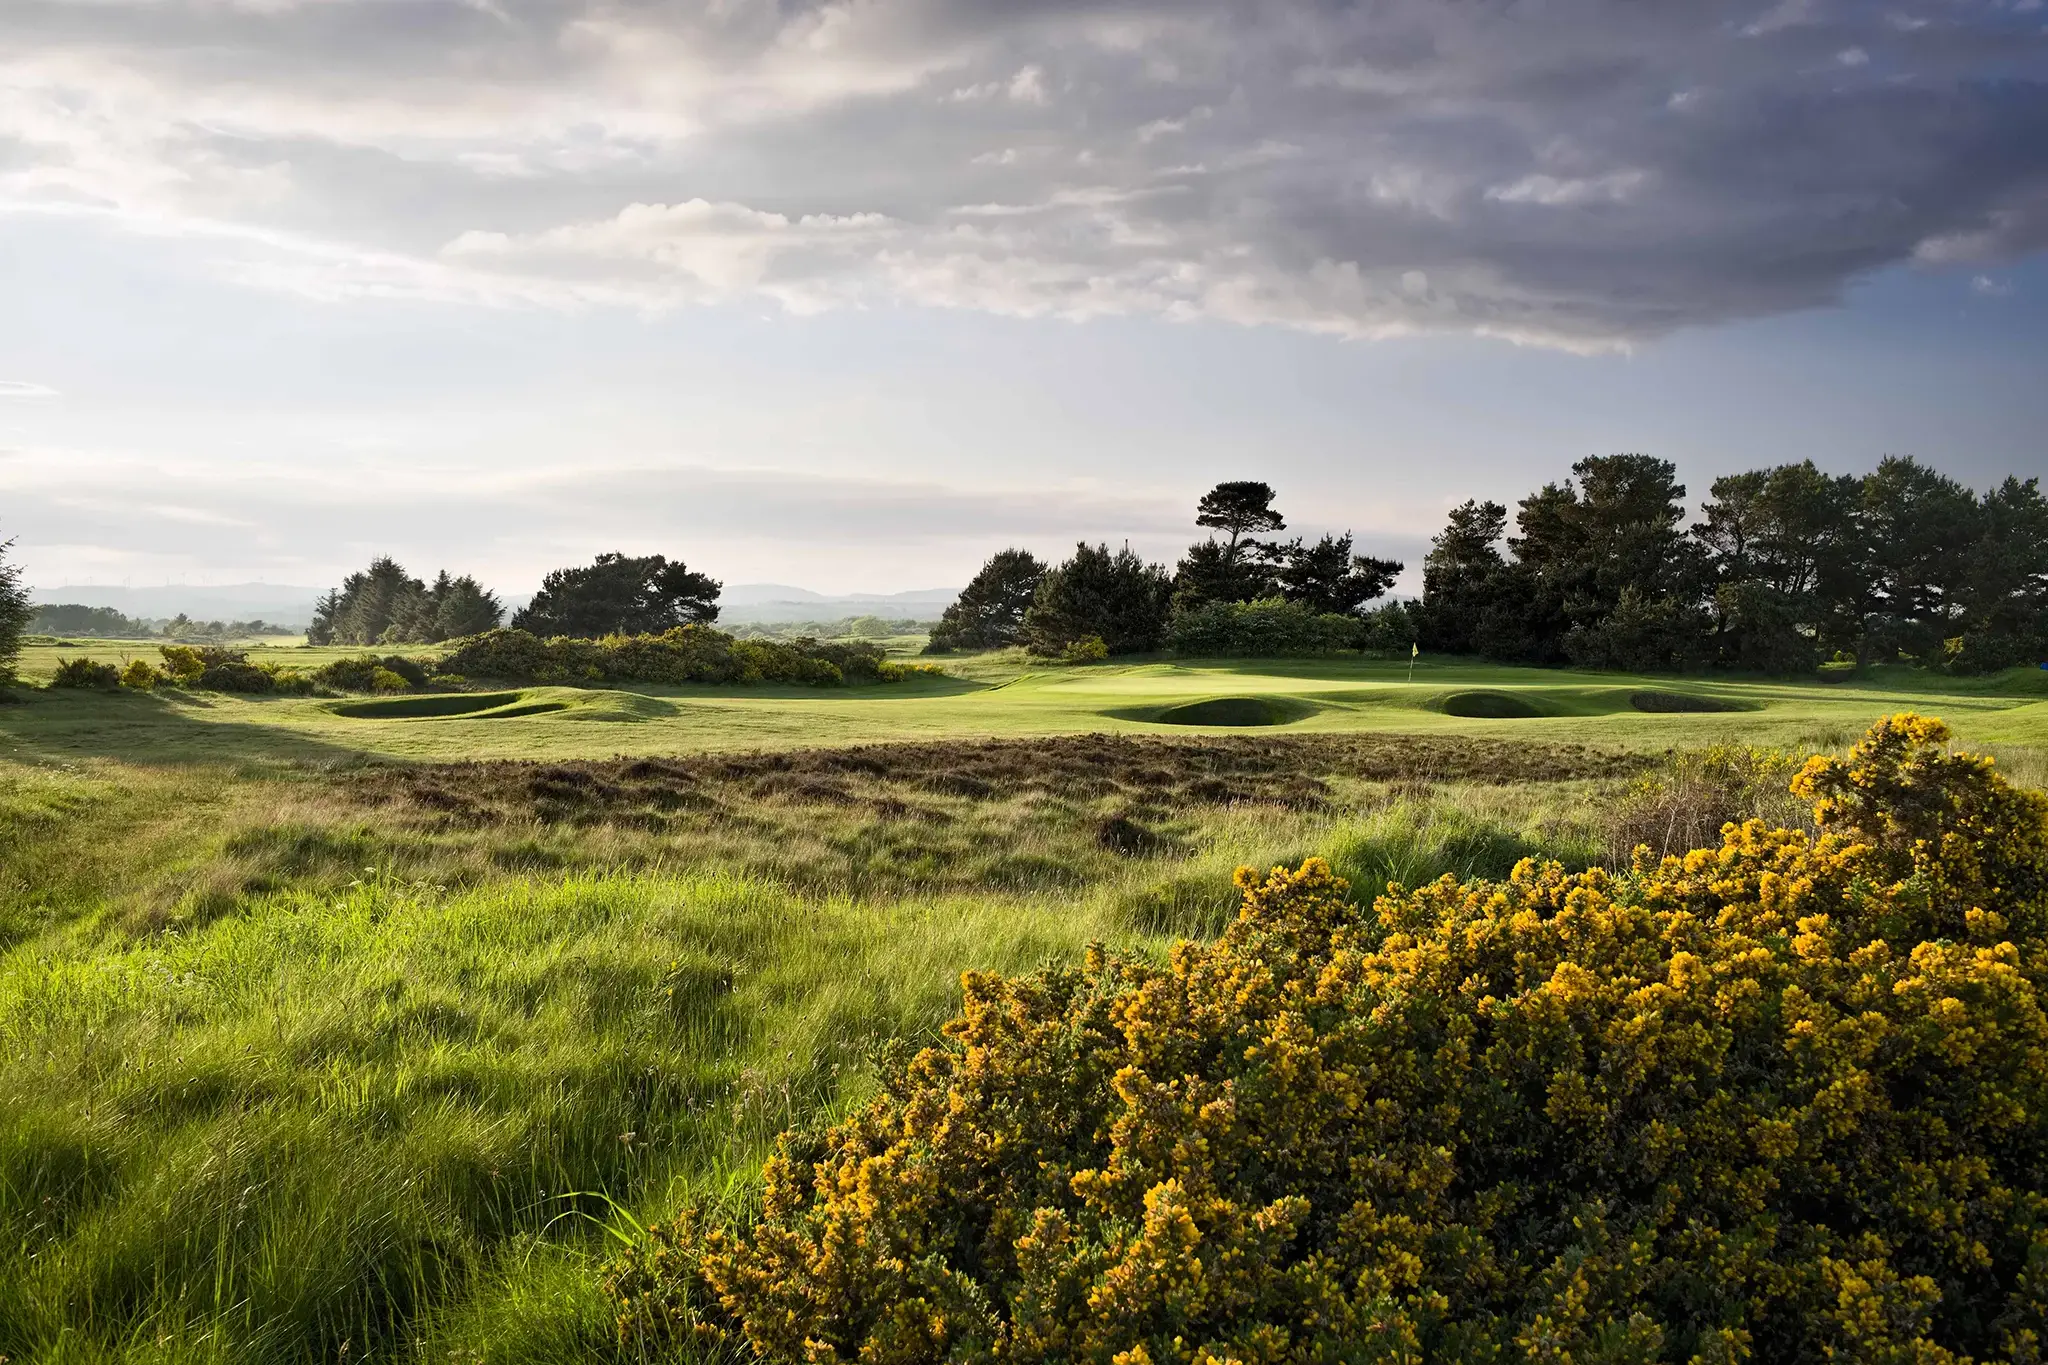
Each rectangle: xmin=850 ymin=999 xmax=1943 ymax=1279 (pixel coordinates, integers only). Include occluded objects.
xmin=3 ymin=0 xmax=2045 ymax=347
xmin=0 ymin=451 xmax=1204 ymax=590
xmin=1970 ymin=273 xmax=2015 ymax=296
xmin=0 ymin=381 xmax=58 ymax=399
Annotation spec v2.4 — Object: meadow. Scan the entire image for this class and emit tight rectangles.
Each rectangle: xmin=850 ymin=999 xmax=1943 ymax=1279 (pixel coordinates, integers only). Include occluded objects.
xmin=3 ymin=642 xmax=2046 ymax=1362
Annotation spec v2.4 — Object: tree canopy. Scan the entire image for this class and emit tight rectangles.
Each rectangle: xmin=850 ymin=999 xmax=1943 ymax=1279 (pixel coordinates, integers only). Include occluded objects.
xmin=1416 ymin=454 xmax=2048 ymax=673
xmin=1175 ymin=484 xmax=1403 ymax=619
xmin=0 ymin=539 xmax=31 ymax=686
xmin=1021 ymin=543 xmax=1173 ymax=656
xmin=511 ymin=553 xmax=720 ymax=639
xmin=309 ymin=558 xmax=505 ymax=646
xmin=1194 ymin=480 xmax=1286 ymax=551
xmin=926 ymin=549 xmax=1047 ymax=653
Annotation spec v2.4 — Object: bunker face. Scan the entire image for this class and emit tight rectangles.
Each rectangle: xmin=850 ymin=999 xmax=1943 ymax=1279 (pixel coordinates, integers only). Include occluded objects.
xmin=329 ymin=690 xmax=540 ymax=720
xmin=1440 ymin=690 xmax=1544 ymax=719
xmin=1628 ymin=689 xmax=1752 ymax=714
xmin=1153 ymin=696 xmax=1314 ymax=727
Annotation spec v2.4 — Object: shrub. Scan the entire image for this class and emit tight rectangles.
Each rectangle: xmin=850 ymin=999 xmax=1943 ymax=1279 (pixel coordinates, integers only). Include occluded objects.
xmin=50 ymin=657 xmax=121 ymax=689
xmin=438 ymin=628 xmax=899 ymax=689
xmin=1059 ymin=635 xmax=1109 ymax=663
xmin=877 ymin=661 xmax=949 ymax=681
xmin=119 ymin=659 xmax=161 ymax=689
xmin=609 ymin=714 xmax=2048 ymax=1364
xmin=153 ymin=644 xmax=314 ymax=694
xmin=197 ymin=660 xmax=275 ymax=693
xmin=308 ymin=654 xmax=435 ymax=693
xmin=1166 ymin=597 xmax=1363 ymax=656
xmin=158 ymin=644 xmax=206 ymax=686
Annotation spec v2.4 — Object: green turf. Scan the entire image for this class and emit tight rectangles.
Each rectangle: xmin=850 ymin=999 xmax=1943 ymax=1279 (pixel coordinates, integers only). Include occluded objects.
xmin=7 ymin=653 xmax=2046 ymax=768
xmin=3 ymin=649 xmax=2045 ymax=1362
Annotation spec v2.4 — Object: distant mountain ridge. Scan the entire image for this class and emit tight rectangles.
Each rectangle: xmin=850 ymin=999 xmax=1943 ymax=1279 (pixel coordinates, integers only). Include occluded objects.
xmin=715 ymin=584 xmax=957 ymax=624
xmin=28 ymin=581 xmax=958 ymax=630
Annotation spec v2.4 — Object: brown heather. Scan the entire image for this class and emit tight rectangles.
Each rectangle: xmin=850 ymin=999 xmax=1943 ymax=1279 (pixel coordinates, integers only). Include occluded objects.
xmin=608 ymin=715 xmax=2048 ymax=1364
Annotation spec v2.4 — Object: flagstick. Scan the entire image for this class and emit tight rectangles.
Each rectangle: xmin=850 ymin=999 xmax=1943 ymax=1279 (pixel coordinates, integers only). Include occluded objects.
xmin=1408 ymin=643 xmax=1417 ymax=684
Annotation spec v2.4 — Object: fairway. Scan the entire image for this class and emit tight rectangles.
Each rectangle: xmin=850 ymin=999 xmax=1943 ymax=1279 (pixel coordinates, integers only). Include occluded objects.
xmin=6 ymin=642 xmax=2047 ymax=767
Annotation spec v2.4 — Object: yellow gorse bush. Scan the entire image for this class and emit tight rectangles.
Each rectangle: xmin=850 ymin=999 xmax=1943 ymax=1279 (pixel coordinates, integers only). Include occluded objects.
xmin=609 ymin=714 xmax=2048 ymax=1364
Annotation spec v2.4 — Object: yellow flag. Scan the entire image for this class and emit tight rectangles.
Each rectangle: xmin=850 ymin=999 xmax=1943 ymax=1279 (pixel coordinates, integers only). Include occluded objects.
xmin=1411 ymin=642 xmax=1419 ymax=657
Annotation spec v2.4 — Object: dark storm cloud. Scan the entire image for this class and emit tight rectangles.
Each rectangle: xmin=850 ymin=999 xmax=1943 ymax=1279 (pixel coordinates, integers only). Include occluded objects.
xmin=4 ymin=0 xmax=2044 ymax=345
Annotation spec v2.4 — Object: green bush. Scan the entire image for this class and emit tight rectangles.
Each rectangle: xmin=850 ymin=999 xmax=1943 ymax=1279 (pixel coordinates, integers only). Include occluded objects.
xmin=157 ymin=644 xmax=205 ymax=685
xmin=1167 ymin=597 xmax=1364 ymax=656
xmin=152 ymin=644 xmax=314 ymax=694
xmin=49 ymin=657 xmax=121 ymax=689
xmin=438 ymin=628 xmax=896 ymax=689
xmin=118 ymin=659 xmax=160 ymax=689
xmin=610 ymin=714 xmax=2048 ymax=1364
xmin=308 ymin=654 xmax=436 ymax=693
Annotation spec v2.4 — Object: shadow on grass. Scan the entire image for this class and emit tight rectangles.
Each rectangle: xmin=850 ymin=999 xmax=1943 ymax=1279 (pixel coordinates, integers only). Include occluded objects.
xmin=564 ymin=673 xmax=993 ymax=702
xmin=0 ymin=687 xmax=380 ymax=769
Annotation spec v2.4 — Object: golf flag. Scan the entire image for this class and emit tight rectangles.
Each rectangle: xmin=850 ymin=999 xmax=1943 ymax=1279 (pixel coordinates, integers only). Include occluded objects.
xmin=1411 ymin=642 xmax=1418 ymax=658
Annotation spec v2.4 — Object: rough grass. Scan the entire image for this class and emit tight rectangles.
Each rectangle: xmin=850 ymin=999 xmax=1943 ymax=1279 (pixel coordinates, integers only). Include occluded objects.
xmin=0 ymin=729 xmax=1691 ymax=1364
xmin=2 ymin=669 xmax=2045 ymax=1363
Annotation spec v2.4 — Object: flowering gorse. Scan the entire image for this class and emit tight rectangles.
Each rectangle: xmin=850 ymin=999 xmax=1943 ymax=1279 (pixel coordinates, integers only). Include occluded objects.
xmin=609 ymin=714 xmax=2048 ymax=1364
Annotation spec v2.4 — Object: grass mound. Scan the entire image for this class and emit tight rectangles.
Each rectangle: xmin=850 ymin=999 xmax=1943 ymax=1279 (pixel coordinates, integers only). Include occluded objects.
xmin=1151 ymin=696 xmax=1315 ymax=727
xmin=1628 ymin=688 xmax=1752 ymax=714
xmin=1438 ymin=689 xmax=1544 ymax=718
xmin=328 ymin=690 xmax=528 ymax=719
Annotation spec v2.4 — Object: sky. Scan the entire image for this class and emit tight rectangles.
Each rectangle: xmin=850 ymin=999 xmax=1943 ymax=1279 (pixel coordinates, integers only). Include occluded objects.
xmin=3 ymin=0 xmax=2046 ymax=599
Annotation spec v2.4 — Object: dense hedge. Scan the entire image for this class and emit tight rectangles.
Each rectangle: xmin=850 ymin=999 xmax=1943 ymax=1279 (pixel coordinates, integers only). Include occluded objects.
xmin=439 ymin=627 xmax=901 ymax=687
xmin=609 ymin=714 xmax=2048 ymax=1363
xmin=1166 ymin=597 xmax=1366 ymax=655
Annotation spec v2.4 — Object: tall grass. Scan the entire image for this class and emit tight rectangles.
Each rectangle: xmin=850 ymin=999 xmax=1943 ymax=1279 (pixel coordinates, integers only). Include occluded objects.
xmin=0 ymin=868 xmax=1116 ymax=1363
xmin=1 ymin=734 xmax=2035 ymax=1362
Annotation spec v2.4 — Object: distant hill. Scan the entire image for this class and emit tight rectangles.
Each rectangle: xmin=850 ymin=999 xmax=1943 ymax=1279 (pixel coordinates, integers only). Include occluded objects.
xmin=715 ymin=584 xmax=956 ymax=625
xmin=24 ymin=581 xmax=956 ymax=631
xmin=27 ymin=584 xmax=321 ymax=628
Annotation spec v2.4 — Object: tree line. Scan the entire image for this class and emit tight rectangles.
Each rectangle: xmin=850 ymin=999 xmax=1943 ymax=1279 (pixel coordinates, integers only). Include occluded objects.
xmin=1418 ymin=454 xmax=2048 ymax=673
xmin=308 ymin=551 xmax=722 ymax=646
xmin=927 ymin=481 xmax=1406 ymax=656
xmin=9 ymin=449 xmax=2040 ymax=683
